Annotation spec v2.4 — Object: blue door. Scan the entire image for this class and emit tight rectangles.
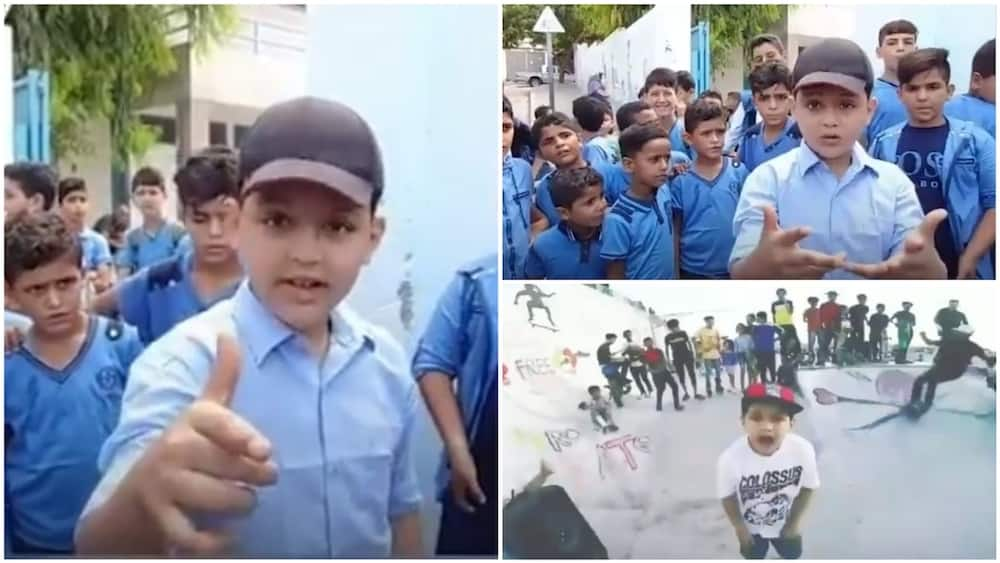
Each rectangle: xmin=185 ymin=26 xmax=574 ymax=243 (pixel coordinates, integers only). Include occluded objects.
xmin=13 ymin=69 xmax=51 ymax=163
xmin=690 ymin=21 xmax=711 ymax=95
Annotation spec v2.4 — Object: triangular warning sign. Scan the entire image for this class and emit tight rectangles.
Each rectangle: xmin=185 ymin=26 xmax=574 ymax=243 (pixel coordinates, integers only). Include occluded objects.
xmin=533 ymin=6 xmax=565 ymax=34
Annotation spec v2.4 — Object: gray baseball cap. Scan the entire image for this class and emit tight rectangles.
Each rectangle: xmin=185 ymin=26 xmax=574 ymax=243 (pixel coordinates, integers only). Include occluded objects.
xmin=793 ymin=38 xmax=874 ymax=97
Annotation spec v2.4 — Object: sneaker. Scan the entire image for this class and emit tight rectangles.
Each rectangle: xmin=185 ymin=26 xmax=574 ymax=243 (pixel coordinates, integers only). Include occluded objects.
xmin=695 ymin=394 xmax=706 ymax=400
xmin=682 ymin=393 xmax=690 ymax=401
xmin=675 ymin=404 xmax=685 ymax=411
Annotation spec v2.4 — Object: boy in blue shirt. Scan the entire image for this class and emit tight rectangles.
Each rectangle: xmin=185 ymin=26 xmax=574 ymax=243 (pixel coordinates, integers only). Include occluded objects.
xmin=90 ymin=147 xmax=245 ymax=343
xmin=526 ymin=167 xmax=609 ymax=279
xmin=116 ymin=167 xmax=187 ymax=277
xmin=413 ymin=255 xmax=497 ymax=556
xmin=5 ymin=212 xmax=143 ymax=554
xmin=503 ymin=96 xmax=541 ymax=279
xmin=865 ymin=20 xmax=919 ymax=146
xmin=672 ymin=98 xmax=749 ymax=279
xmin=604 ymin=102 xmax=692 ymax=205
xmin=739 ymin=63 xmax=801 ymax=172
xmin=573 ymin=95 xmax=616 ymax=166
xmin=642 ymin=67 xmax=691 ymax=157
xmin=870 ymin=48 xmax=996 ymax=279
xmin=57 ymin=177 xmax=114 ymax=293
xmin=731 ymin=38 xmax=946 ymax=280
xmin=75 ymin=97 xmax=424 ymax=557
xmin=945 ymin=39 xmax=995 ymax=138
xmin=602 ymin=123 xmax=676 ymax=279
xmin=4 ymin=162 xmax=57 ymax=221
xmin=725 ymin=34 xmax=787 ymax=153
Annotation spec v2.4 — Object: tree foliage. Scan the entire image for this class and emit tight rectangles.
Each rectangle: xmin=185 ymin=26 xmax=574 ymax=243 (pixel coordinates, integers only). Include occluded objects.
xmin=692 ymin=4 xmax=786 ymax=69
xmin=8 ymin=5 xmax=237 ymax=164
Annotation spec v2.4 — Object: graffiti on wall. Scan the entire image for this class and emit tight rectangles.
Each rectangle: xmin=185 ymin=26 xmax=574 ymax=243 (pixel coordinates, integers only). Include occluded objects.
xmin=596 ymin=434 xmax=651 ymax=479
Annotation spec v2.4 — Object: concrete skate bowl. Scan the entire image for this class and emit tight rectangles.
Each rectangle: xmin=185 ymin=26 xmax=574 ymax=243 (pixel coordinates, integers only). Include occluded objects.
xmin=502 ymin=284 xmax=996 ymax=559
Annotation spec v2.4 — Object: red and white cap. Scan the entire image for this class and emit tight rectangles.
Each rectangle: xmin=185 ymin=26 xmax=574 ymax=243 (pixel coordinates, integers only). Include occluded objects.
xmin=742 ymin=382 xmax=804 ymax=415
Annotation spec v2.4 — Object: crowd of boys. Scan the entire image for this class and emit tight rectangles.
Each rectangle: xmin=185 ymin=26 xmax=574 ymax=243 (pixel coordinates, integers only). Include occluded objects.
xmin=503 ymin=23 xmax=996 ymax=280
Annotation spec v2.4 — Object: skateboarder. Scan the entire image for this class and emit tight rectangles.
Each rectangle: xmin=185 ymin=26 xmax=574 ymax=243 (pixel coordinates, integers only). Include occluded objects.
xmin=623 ymin=330 xmax=652 ymax=398
xmin=772 ymin=288 xmax=796 ymax=356
xmin=891 ymin=302 xmax=916 ymax=364
xmin=933 ymin=299 xmax=968 ymax=337
xmin=868 ymin=304 xmax=890 ymax=362
xmin=643 ymin=337 xmax=684 ymax=411
xmin=666 ymin=319 xmax=704 ymax=400
xmin=597 ymin=333 xmax=626 ymax=407
xmin=848 ymin=294 xmax=869 ymax=361
xmin=817 ymin=292 xmax=841 ymax=367
xmin=582 ymin=385 xmax=618 ymax=432
xmin=907 ymin=325 xmax=996 ymax=415
xmin=514 ymin=284 xmax=556 ymax=327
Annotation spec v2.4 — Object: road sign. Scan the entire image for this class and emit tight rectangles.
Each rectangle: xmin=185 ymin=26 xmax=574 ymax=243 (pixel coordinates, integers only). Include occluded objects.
xmin=533 ymin=6 xmax=564 ymax=34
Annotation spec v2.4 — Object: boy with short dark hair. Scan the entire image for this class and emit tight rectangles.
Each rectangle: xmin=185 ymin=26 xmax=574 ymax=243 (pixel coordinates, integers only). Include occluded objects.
xmin=731 ymin=37 xmax=943 ymax=280
xmin=503 ymin=96 xmax=539 ymax=279
xmin=601 ymin=124 xmax=677 ymax=279
xmin=605 ymin=103 xmax=692 ymax=205
xmin=751 ymin=311 xmax=780 ymax=383
xmin=413 ymin=255 xmax=497 ymax=556
xmin=116 ymin=166 xmax=186 ymax=276
xmin=75 ymin=97 xmax=424 ymax=557
xmin=740 ymin=63 xmax=801 ymax=172
xmin=718 ymin=383 xmax=818 ymax=560
xmin=803 ymin=297 xmax=821 ymax=362
xmin=891 ymin=301 xmax=916 ymax=363
xmin=5 ymin=212 xmax=143 ymax=554
xmin=90 ymin=147 xmax=244 ymax=344
xmin=866 ymin=19 xmax=919 ymax=145
xmin=4 ymin=161 xmax=57 ymax=221
xmin=726 ymin=34 xmax=787 ymax=152
xmin=666 ymin=318 xmax=703 ymax=400
xmin=641 ymin=67 xmax=690 ymax=156
xmin=868 ymin=303 xmax=890 ymax=361
xmin=525 ymin=167 xmax=608 ymax=279
xmin=848 ymin=294 xmax=869 ymax=360
xmin=531 ymin=111 xmax=614 ymax=228
xmin=534 ymin=105 xmax=553 ymax=120
xmin=582 ymin=385 xmax=617 ymax=432
xmin=57 ymin=177 xmax=114 ymax=293
xmin=676 ymin=70 xmax=697 ymax=118
xmin=672 ymin=99 xmax=748 ymax=279
xmin=572 ymin=95 xmax=617 ymax=166
xmin=870 ymin=48 xmax=996 ymax=279
xmin=643 ymin=336 xmax=684 ymax=411
xmin=945 ymin=38 xmax=995 ymax=138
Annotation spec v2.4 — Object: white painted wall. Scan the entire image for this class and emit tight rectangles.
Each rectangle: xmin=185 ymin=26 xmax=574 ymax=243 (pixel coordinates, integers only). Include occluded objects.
xmin=307 ymin=4 xmax=499 ymax=551
xmin=575 ymin=4 xmax=692 ymax=108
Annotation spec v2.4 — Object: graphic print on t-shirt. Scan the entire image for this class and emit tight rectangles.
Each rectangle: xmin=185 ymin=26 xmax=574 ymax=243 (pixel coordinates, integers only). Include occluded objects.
xmin=738 ymin=465 xmax=804 ymax=528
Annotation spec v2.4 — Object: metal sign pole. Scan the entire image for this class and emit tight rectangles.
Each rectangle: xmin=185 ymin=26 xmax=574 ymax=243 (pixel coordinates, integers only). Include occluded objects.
xmin=546 ymin=32 xmax=555 ymax=109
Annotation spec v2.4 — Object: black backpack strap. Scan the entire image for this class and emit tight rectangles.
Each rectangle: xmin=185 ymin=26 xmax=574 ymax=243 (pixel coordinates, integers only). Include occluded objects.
xmin=146 ymin=255 xmax=184 ymax=290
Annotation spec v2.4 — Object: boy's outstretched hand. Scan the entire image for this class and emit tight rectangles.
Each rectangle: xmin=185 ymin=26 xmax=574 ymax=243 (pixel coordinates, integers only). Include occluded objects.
xmin=123 ymin=334 xmax=277 ymax=555
xmin=844 ymin=210 xmax=948 ymax=279
xmin=732 ymin=206 xmax=845 ymax=279
xmin=449 ymin=447 xmax=486 ymax=513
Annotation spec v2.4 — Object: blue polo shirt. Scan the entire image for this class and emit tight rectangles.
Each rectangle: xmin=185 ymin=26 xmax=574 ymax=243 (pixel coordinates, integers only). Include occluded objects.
xmin=945 ymin=93 xmax=995 ymax=138
xmin=738 ymin=121 xmax=802 ymax=172
xmin=79 ymin=282 xmax=423 ymax=557
xmin=731 ymin=142 xmax=924 ymax=279
xmin=602 ymin=152 xmax=692 ymax=205
xmin=582 ymin=138 xmax=614 ymax=167
xmin=412 ymin=256 xmax=497 ymax=500
xmin=671 ymin=158 xmax=748 ymax=277
xmin=535 ymin=163 xmax=615 ymax=226
xmin=601 ymin=189 xmax=676 ymax=279
xmin=752 ymin=324 xmax=778 ymax=353
xmin=6 ymin=316 xmax=142 ymax=551
xmin=117 ymin=250 xmax=241 ymax=345
xmin=669 ymin=120 xmax=692 ymax=158
xmin=78 ymin=229 xmax=112 ymax=272
xmin=503 ymin=155 xmax=535 ymax=280
xmin=525 ymin=223 xmax=607 ymax=279
xmin=115 ymin=222 xmax=186 ymax=273
xmin=866 ymin=78 xmax=907 ymax=145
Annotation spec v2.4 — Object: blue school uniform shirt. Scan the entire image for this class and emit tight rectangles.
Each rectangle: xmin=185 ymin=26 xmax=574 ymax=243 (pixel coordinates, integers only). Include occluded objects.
xmin=668 ymin=120 xmax=692 ymax=158
xmin=671 ymin=158 xmax=748 ymax=277
xmin=601 ymin=189 xmax=676 ymax=279
xmin=945 ymin=93 xmax=995 ymax=138
xmin=722 ymin=350 xmax=740 ymax=366
xmin=117 ymin=250 xmax=241 ymax=345
xmin=752 ymin=324 xmax=778 ymax=352
xmin=412 ymin=256 xmax=497 ymax=500
xmin=731 ymin=142 xmax=924 ymax=279
xmin=870 ymin=117 xmax=996 ymax=279
xmin=115 ymin=222 xmax=187 ymax=273
xmin=5 ymin=316 xmax=142 ymax=551
xmin=602 ymin=152 xmax=693 ymax=205
xmin=866 ymin=78 xmax=907 ymax=146
xmin=79 ymin=282 xmax=423 ymax=557
xmin=525 ymin=222 xmax=607 ymax=279
xmin=535 ymin=162 xmax=616 ymax=226
xmin=503 ymin=154 xmax=535 ymax=280
xmin=582 ymin=137 xmax=615 ymax=167
xmin=78 ymin=229 xmax=112 ymax=272
xmin=738 ymin=120 xmax=802 ymax=172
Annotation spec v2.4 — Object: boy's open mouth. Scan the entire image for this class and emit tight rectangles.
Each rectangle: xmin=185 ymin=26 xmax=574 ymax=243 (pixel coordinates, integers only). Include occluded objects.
xmin=282 ymin=277 xmax=328 ymax=290
xmin=755 ymin=435 xmax=776 ymax=448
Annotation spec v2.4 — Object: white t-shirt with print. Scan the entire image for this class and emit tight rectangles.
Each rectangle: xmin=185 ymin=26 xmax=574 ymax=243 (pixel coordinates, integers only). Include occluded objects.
xmin=716 ymin=433 xmax=820 ymax=538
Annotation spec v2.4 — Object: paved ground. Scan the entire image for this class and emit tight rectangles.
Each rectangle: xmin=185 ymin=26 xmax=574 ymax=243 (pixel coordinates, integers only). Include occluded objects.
xmin=504 ymin=80 xmax=582 ymax=124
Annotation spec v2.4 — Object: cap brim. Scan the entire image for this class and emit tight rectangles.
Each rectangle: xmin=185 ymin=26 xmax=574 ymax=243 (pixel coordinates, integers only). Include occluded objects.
xmin=795 ymin=72 xmax=867 ymax=96
xmin=743 ymin=396 xmax=804 ymax=415
xmin=243 ymin=158 xmax=371 ymax=205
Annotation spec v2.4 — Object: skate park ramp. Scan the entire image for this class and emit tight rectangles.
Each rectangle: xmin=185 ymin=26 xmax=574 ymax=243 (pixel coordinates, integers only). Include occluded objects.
xmin=502 ymin=284 xmax=995 ymax=559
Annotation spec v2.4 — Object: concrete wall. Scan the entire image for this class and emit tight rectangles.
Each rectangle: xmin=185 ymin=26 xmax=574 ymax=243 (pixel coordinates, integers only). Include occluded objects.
xmin=307 ymin=4 xmax=500 ymax=551
xmin=575 ymin=4 xmax=692 ymax=108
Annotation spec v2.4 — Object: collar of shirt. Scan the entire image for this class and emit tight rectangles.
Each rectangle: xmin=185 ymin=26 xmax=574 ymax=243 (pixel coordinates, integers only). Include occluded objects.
xmin=232 ymin=281 xmax=372 ymax=367
xmin=558 ymin=221 xmax=603 ymax=242
xmin=795 ymin=141 xmax=880 ymax=186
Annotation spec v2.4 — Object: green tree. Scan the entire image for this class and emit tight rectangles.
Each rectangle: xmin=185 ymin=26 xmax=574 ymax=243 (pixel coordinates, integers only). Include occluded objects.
xmin=691 ymin=5 xmax=787 ymax=70
xmin=9 ymin=5 xmax=237 ymax=165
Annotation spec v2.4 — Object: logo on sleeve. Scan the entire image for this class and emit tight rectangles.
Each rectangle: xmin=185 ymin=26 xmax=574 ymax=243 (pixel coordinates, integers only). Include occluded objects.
xmin=96 ymin=367 xmax=124 ymax=393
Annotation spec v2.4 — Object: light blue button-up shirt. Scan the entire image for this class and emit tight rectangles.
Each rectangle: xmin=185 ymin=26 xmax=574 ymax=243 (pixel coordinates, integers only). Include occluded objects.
xmin=79 ymin=229 xmax=112 ymax=272
xmin=730 ymin=142 xmax=925 ymax=279
xmin=78 ymin=282 xmax=423 ymax=557
xmin=412 ymin=255 xmax=497 ymax=500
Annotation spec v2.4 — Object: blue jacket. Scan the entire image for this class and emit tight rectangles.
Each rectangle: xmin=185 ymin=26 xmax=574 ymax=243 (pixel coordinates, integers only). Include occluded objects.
xmin=870 ymin=118 xmax=996 ymax=279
